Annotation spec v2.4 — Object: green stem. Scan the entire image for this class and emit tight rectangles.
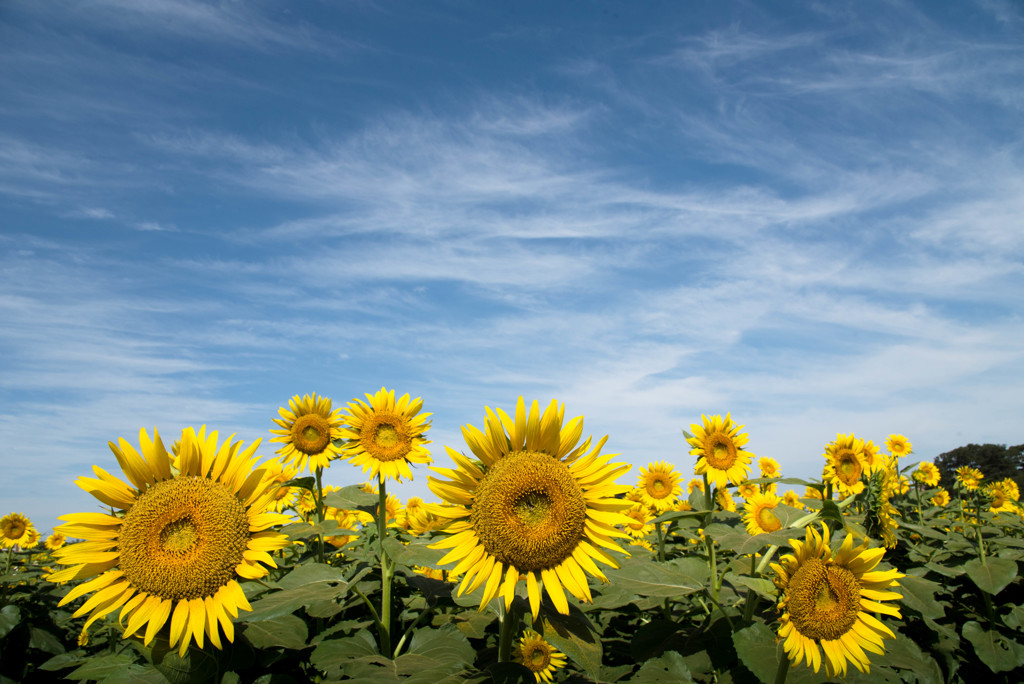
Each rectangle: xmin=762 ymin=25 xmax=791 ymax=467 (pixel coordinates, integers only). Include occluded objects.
xmin=315 ymin=466 xmax=326 ymax=565
xmin=378 ymin=474 xmax=392 ymax=656
xmin=393 ymin=602 xmax=434 ymax=658
xmin=497 ymin=602 xmax=519 ymax=663
xmin=914 ymin=481 xmax=923 ymax=523
xmin=742 ymin=554 xmax=759 ymax=623
xmin=702 ymin=474 xmax=719 ymax=602
xmin=655 ymin=521 xmax=666 ymax=563
xmin=773 ymin=654 xmax=791 ymax=684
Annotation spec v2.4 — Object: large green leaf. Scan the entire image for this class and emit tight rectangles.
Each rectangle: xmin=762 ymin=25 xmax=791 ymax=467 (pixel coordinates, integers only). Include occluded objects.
xmin=897 ymin=575 xmax=946 ymax=619
xmin=310 ymin=630 xmax=380 ymax=673
xmin=606 ymin=555 xmax=708 ymax=598
xmin=732 ymin=622 xmax=780 ymax=684
xmin=705 ymin=523 xmax=801 ymax=556
xmin=883 ymin=633 xmax=945 ymax=684
xmin=405 ymin=624 xmax=475 ymax=669
xmin=627 ymin=651 xmax=695 ymax=683
xmin=242 ymin=563 xmax=370 ymax=620
xmin=963 ymin=557 xmax=1018 ymax=595
xmin=541 ymin=613 xmax=602 ymax=682
xmin=0 ymin=605 xmax=20 ymax=639
xmin=962 ymin=621 xmax=1024 ymax=673
xmin=243 ymin=615 xmax=308 ymax=650
xmin=323 ymin=484 xmax=379 ymax=510
xmin=383 ymin=537 xmax=445 ymax=568
xmin=67 ymin=655 xmax=147 ymax=682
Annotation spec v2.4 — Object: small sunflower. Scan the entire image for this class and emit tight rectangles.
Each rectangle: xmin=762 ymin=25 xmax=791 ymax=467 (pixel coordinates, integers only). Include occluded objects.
xmin=930 ymin=488 xmax=950 ymax=507
xmin=715 ymin=487 xmax=737 ymax=512
xmin=270 ymin=393 xmax=346 ymax=473
xmin=885 ymin=434 xmax=912 ymax=457
xmin=339 ymin=387 xmax=432 ymax=482
xmin=758 ymin=457 xmax=781 ymax=478
xmin=912 ymin=462 xmax=940 ymax=487
xmin=804 ymin=487 xmax=823 ymax=500
xmin=1 ymin=513 xmax=34 ymax=549
xmin=861 ymin=440 xmax=881 ymax=475
xmin=428 ymin=397 xmax=632 ymax=618
xmin=687 ymin=414 xmax=754 ymax=488
xmin=822 ymin=434 xmax=867 ymax=496
xmin=51 ymin=427 xmax=292 ymax=657
xmin=515 ymin=629 xmax=567 ymax=683
xmin=21 ymin=527 xmax=40 ymax=549
xmin=737 ymin=482 xmax=759 ymax=500
xmin=782 ymin=490 xmax=802 ymax=509
xmin=623 ymin=504 xmax=654 ymax=539
xmin=987 ymin=478 xmax=1020 ymax=513
xmin=955 ymin=466 xmax=984 ymax=491
xmin=636 ymin=461 xmax=681 ymax=512
xmin=260 ymin=460 xmax=301 ymax=514
xmin=772 ymin=525 xmax=903 ymax=677
xmin=45 ymin=533 xmax=67 ymax=551
xmin=743 ymin=491 xmax=783 ymax=535
xmin=687 ymin=478 xmax=704 ymax=495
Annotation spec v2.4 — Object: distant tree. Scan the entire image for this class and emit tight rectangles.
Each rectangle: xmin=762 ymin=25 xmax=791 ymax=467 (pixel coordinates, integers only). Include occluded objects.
xmin=934 ymin=443 xmax=1024 ymax=490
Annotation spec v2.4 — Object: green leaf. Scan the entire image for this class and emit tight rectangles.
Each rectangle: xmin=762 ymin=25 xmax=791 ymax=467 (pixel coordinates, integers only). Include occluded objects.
xmin=729 ymin=576 xmax=776 ymax=600
xmin=606 ymin=555 xmax=708 ymax=598
xmin=280 ymin=519 xmax=343 ymax=540
xmin=280 ymin=476 xmax=316 ymax=492
xmin=383 ymin=537 xmax=445 ymax=569
xmin=732 ymin=622 xmax=782 ymax=684
xmin=541 ymin=613 xmax=602 ymax=682
xmin=28 ymin=626 xmax=65 ymax=655
xmin=962 ymin=620 xmax=1024 ymax=673
xmin=883 ymin=633 xmax=945 ymax=684
xmin=818 ymin=500 xmax=844 ymax=526
xmin=242 ymin=564 xmax=370 ymax=620
xmin=323 ymin=484 xmax=379 ymax=510
xmin=1003 ymin=604 xmax=1024 ymax=631
xmin=897 ymin=575 xmax=946 ymax=619
xmin=706 ymin=524 xmax=802 ymax=556
xmin=243 ymin=615 xmax=309 ymax=650
xmin=310 ymin=630 xmax=380 ymax=673
xmin=963 ymin=557 xmax=1018 ymax=595
xmin=627 ymin=651 xmax=695 ymax=682
xmin=67 ymin=655 xmax=140 ymax=681
xmin=405 ymin=624 xmax=475 ymax=669
xmin=630 ymin=619 xmax=682 ymax=661
xmin=0 ymin=605 xmax=20 ymax=639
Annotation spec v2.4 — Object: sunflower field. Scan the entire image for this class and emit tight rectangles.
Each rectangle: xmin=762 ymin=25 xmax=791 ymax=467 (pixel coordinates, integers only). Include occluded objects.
xmin=2 ymin=390 xmax=1023 ymax=684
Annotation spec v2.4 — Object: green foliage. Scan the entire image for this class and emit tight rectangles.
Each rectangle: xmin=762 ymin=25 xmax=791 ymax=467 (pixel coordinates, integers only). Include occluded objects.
xmin=935 ymin=443 xmax=1024 ymax=490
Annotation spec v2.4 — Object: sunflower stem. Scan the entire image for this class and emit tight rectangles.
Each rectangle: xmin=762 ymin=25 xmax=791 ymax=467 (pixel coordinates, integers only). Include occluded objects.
xmin=655 ymin=521 xmax=666 ymax=563
xmin=913 ymin=481 xmax=923 ymax=523
xmin=378 ymin=474 xmax=392 ymax=656
xmin=773 ymin=654 xmax=791 ymax=684
xmin=497 ymin=601 xmax=518 ymax=663
xmin=314 ymin=466 xmax=326 ymax=565
xmin=742 ymin=554 xmax=759 ymax=622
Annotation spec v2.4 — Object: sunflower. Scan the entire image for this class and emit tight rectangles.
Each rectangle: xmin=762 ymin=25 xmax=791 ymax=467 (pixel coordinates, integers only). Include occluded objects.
xmin=623 ymin=504 xmax=654 ymax=539
xmin=865 ymin=467 xmax=899 ymax=549
xmin=860 ymin=440 xmax=881 ymax=475
xmin=955 ymin=466 xmax=984 ymax=491
xmin=339 ymin=387 xmax=432 ymax=482
xmin=912 ymin=462 xmax=940 ymax=487
xmin=21 ymin=527 xmax=40 ymax=549
xmin=772 ymin=525 xmax=903 ymax=677
xmin=736 ymin=482 xmax=758 ymax=500
xmin=45 ymin=533 xmax=67 ymax=551
xmin=687 ymin=414 xmax=754 ymax=488
xmin=428 ymin=397 xmax=632 ymax=618
xmin=715 ymin=488 xmax=737 ymax=512
xmin=636 ymin=461 xmax=681 ymax=511
xmin=687 ymin=478 xmax=704 ymax=495
xmin=270 ymin=393 xmax=346 ymax=474
xmin=885 ymin=434 xmax=912 ymax=457
xmin=515 ymin=630 xmax=568 ymax=683
xmin=987 ymin=478 xmax=1020 ymax=514
xmin=259 ymin=460 xmax=301 ymax=514
xmin=930 ymin=488 xmax=950 ymax=507
xmin=743 ymin=491 xmax=783 ymax=535
xmin=50 ymin=427 xmax=292 ymax=657
xmin=782 ymin=490 xmax=802 ymax=509
xmin=804 ymin=487 xmax=823 ymax=500
xmin=822 ymin=434 xmax=867 ymax=496
xmin=1 ymin=513 xmax=33 ymax=549
xmin=758 ymin=457 xmax=781 ymax=478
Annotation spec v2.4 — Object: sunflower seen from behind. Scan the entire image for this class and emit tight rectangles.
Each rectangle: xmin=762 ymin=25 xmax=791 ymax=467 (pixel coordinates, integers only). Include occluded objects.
xmin=686 ymin=413 xmax=753 ymax=488
xmin=339 ymin=387 xmax=432 ymax=482
xmin=428 ymin=397 xmax=633 ymax=618
xmin=50 ymin=427 xmax=292 ymax=657
xmin=270 ymin=393 xmax=345 ymax=473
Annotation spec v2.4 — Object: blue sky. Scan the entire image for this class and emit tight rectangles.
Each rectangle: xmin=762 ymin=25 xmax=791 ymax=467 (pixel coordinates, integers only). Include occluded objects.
xmin=2 ymin=0 xmax=1023 ymax=535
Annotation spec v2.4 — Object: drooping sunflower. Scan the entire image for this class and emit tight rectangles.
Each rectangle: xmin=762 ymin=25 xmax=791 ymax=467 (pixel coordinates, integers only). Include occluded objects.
xmin=50 ymin=427 xmax=292 ymax=657
xmin=743 ymin=491 xmax=783 ymax=535
xmin=822 ymin=434 xmax=868 ymax=496
xmin=636 ymin=461 xmax=681 ymax=512
xmin=772 ymin=525 xmax=903 ymax=677
xmin=885 ymin=434 xmax=912 ymax=457
xmin=270 ymin=393 xmax=345 ymax=474
xmin=686 ymin=414 xmax=754 ymax=488
xmin=428 ymin=397 xmax=632 ymax=618
xmin=515 ymin=630 xmax=568 ymax=683
xmin=758 ymin=457 xmax=781 ymax=478
xmin=930 ymin=488 xmax=950 ymax=507
xmin=1 ymin=513 xmax=34 ymax=549
xmin=955 ymin=466 xmax=984 ymax=491
xmin=339 ymin=387 xmax=432 ymax=482
xmin=912 ymin=462 xmax=940 ymax=487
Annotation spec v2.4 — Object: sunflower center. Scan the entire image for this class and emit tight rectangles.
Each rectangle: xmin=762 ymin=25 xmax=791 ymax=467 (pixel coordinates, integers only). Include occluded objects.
xmin=118 ymin=477 xmax=250 ymax=602
xmin=471 ymin=450 xmax=587 ymax=572
xmin=291 ymin=414 xmax=331 ymax=455
xmin=704 ymin=433 xmax=738 ymax=470
xmin=756 ymin=506 xmax=782 ymax=532
xmin=359 ymin=413 xmax=412 ymax=462
xmin=651 ymin=479 xmax=666 ymax=494
xmin=526 ymin=644 xmax=551 ymax=671
xmin=4 ymin=521 xmax=26 ymax=540
xmin=835 ymin=451 xmax=862 ymax=485
xmin=786 ymin=558 xmax=860 ymax=641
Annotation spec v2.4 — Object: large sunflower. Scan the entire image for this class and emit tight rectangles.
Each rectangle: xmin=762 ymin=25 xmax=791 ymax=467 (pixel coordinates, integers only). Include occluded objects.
xmin=270 ymin=393 xmax=346 ymax=473
xmin=1 ymin=512 xmax=34 ymax=549
xmin=515 ymin=629 xmax=568 ymax=683
xmin=428 ymin=397 xmax=633 ymax=618
xmin=686 ymin=414 xmax=754 ymax=488
xmin=636 ymin=461 xmax=681 ymax=512
xmin=339 ymin=387 xmax=432 ymax=482
xmin=771 ymin=525 xmax=903 ymax=677
xmin=822 ymin=433 xmax=867 ymax=496
xmin=50 ymin=427 xmax=292 ymax=657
